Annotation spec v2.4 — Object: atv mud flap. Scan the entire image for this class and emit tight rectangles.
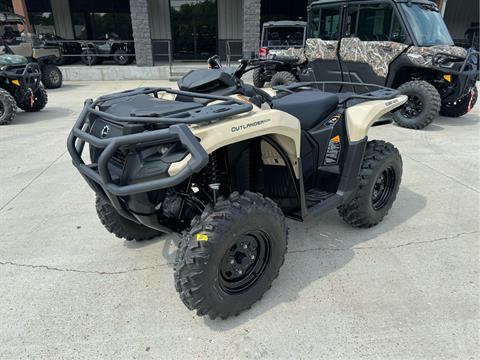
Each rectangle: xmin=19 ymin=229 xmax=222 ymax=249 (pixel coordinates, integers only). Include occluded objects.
xmin=67 ymin=100 xmax=209 ymax=222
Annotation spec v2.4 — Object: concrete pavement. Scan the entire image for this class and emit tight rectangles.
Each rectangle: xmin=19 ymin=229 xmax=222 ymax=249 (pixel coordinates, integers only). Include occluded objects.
xmin=0 ymin=81 xmax=478 ymax=359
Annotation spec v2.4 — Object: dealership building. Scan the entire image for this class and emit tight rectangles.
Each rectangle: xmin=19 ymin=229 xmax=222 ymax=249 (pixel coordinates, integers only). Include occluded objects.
xmin=0 ymin=0 xmax=478 ymax=68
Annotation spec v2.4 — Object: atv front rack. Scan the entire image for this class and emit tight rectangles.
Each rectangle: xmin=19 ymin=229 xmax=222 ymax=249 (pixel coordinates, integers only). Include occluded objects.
xmin=67 ymin=87 xmax=253 ymax=219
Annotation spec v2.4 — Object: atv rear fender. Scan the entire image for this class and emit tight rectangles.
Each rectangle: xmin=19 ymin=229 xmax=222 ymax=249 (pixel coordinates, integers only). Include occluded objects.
xmin=345 ymin=95 xmax=407 ymax=142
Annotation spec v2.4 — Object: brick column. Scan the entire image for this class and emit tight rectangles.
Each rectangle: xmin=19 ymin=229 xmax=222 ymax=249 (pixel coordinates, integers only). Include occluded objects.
xmin=12 ymin=0 xmax=32 ymax=32
xmin=129 ymin=0 xmax=154 ymax=66
xmin=242 ymin=0 xmax=261 ymax=59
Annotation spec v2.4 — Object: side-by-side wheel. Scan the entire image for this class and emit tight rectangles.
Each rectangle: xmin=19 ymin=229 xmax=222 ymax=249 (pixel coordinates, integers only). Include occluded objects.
xmin=393 ymin=80 xmax=441 ymax=129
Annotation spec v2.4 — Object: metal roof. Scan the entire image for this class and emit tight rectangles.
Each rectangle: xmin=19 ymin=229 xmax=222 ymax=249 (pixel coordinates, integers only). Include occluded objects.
xmin=263 ymin=20 xmax=307 ymax=28
xmin=310 ymin=0 xmax=436 ymax=6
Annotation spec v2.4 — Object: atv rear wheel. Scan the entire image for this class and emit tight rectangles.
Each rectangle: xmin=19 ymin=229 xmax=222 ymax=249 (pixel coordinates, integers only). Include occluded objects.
xmin=41 ymin=64 xmax=63 ymax=89
xmin=270 ymin=71 xmax=297 ymax=87
xmin=113 ymin=49 xmax=133 ymax=65
xmin=339 ymin=140 xmax=402 ymax=228
xmin=174 ymin=191 xmax=287 ymax=319
xmin=440 ymin=86 xmax=478 ymax=117
xmin=0 ymin=88 xmax=17 ymax=125
xmin=252 ymin=68 xmax=266 ymax=88
xmin=393 ymin=80 xmax=441 ymax=129
xmin=18 ymin=85 xmax=48 ymax=112
xmin=95 ymin=195 xmax=160 ymax=241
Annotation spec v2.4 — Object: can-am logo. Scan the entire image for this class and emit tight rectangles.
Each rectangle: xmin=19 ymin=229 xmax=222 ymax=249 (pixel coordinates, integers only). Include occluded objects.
xmin=101 ymin=125 xmax=110 ymax=138
xmin=385 ymin=99 xmax=399 ymax=107
xmin=231 ymin=119 xmax=271 ymax=133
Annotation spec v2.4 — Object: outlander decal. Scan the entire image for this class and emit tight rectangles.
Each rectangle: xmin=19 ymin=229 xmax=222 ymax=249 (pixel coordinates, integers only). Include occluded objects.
xmin=231 ymin=119 xmax=271 ymax=133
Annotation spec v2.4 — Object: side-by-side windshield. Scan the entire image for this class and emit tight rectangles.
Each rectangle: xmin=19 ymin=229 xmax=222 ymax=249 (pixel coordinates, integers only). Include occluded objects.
xmin=261 ymin=27 xmax=306 ymax=48
xmin=401 ymin=3 xmax=453 ymax=46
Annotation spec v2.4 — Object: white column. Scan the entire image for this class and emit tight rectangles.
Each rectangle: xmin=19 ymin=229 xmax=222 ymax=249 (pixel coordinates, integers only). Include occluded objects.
xmin=50 ymin=0 xmax=74 ymax=38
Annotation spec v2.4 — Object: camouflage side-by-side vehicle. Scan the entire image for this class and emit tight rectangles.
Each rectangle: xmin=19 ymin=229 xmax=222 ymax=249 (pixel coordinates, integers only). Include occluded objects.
xmin=252 ymin=21 xmax=308 ymax=88
xmin=299 ymin=0 xmax=479 ymax=129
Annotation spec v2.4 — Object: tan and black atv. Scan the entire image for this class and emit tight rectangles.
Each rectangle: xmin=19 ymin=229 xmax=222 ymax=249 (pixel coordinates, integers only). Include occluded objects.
xmin=67 ymin=58 xmax=407 ymax=319
xmin=0 ymin=13 xmax=63 ymax=89
xmin=301 ymin=0 xmax=479 ymax=129
xmin=0 ymin=52 xmax=47 ymax=125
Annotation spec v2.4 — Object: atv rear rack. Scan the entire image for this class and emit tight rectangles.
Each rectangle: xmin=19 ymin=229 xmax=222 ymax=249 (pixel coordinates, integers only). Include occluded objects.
xmin=274 ymin=81 xmax=401 ymax=104
xmin=67 ymin=87 xmax=254 ymax=219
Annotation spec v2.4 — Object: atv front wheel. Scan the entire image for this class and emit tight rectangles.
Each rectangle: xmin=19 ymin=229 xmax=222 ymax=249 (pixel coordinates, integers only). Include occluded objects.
xmin=81 ymin=49 xmax=99 ymax=66
xmin=41 ymin=64 xmax=63 ymax=89
xmin=440 ymin=86 xmax=478 ymax=117
xmin=270 ymin=71 xmax=297 ymax=87
xmin=113 ymin=49 xmax=134 ymax=65
xmin=0 ymin=88 xmax=17 ymax=125
xmin=95 ymin=195 xmax=160 ymax=241
xmin=174 ymin=191 xmax=287 ymax=319
xmin=339 ymin=140 xmax=402 ymax=228
xmin=393 ymin=80 xmax=441 ymax=129
xmin=18 ymin=85 xmax=48 ymax=112
xmin=252 ymin=68 xmax=266 ymax=88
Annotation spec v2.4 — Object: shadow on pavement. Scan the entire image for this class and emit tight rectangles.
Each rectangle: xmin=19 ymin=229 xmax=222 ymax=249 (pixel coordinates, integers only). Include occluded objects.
xmin=12 ymin=107 xmax=76 ymax=125
xmin=199 ymin=186 xmax=426 ymax=330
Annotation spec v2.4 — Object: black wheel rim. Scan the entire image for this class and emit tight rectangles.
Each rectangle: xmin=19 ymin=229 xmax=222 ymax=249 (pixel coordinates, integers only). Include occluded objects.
xmin=219 ymin=231 xmax=271 ymax=294
xmin=372 ymin=167 xmax=396 ymax=210
xmin=400 ymin=94 xmax=423 ymax=118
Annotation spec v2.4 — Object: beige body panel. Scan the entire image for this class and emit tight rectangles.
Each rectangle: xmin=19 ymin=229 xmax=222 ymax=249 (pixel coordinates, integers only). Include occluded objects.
xmin=33 ymin=47 xmax=61 ymax=59
xmin=346 ymin=95 xmax=407 ymax=142
xmin=168 ymin=102 xmax=302 ymax=178
xmin=7 ymin=43 xmax=33 ymax=57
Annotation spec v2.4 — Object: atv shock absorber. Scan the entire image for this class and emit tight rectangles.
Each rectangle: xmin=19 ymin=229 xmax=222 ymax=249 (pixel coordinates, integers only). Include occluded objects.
xmin=208 ymin=154 xmax=221 ymax=203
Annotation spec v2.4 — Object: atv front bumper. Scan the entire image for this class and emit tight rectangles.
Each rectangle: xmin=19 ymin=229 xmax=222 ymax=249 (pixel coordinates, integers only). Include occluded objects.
xmin=433 ymin=51 xmax=479 ymax=103
xmin=2 ymin=63 xmax=41 ymax=103
xmin=67 ymin=101 xmax=209 ymax=222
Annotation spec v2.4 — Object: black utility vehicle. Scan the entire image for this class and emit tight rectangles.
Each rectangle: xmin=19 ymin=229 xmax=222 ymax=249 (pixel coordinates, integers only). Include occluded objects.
xmin=253 ymin=20 xmax=308 ymax=88
xmin=302 ymin=0 xmax=479 ymax=129
xmin=68 ymin=57 xmax=407 ymax=319
xmin=0 ymin=53 xmax=47 ymax=125
xmin=81 ymin=33 xmax=135 ymax=66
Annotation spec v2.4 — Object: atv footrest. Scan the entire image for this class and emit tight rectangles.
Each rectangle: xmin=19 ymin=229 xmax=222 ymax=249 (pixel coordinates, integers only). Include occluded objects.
xmin=304 ymin=189 xmax=343 ymax=217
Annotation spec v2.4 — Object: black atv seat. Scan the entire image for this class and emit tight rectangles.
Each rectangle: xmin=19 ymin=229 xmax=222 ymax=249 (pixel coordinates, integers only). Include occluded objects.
xmin=99 ymin=94 xmax=203 ymax=117
xmin=272 ymin=91 xmax=339 ymax=130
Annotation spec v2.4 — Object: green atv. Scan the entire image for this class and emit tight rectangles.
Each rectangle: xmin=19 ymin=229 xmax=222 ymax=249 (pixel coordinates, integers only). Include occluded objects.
xmin=0 ymin=53 xmax=48 ymax=125
xmin=0 ymin=13 xmax=63 ymax=89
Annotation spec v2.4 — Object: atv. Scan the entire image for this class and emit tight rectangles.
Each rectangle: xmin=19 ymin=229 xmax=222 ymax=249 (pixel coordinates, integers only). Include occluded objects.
xmin=67 ymin=57 xmax=407 ymax=319
xmin=302 ymin=0 xmax=479 ymax=129
xmin=0 ymin=52 xmax=48 ymax=125
xmin=253 ymin=20 xmax=308 ymax=88
xmin=0 ymin=13 xmax=63 ymax=89
xmin=80 ymin=33 xmax=135 ymax=66
xmin=39 ymin=33 xmax=82 ymax=66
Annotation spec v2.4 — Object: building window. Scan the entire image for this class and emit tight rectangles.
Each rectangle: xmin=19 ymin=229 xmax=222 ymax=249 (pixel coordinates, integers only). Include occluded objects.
xmin=26 ymin=0 xmax=56 ymax=35
xmin=69 ymin=0 xmax=132 ymax=40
